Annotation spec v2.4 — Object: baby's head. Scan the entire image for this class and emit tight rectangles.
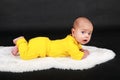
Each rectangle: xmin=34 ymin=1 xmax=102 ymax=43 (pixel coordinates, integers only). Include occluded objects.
xmin=71 ymin=17 xmax=93 ymax=44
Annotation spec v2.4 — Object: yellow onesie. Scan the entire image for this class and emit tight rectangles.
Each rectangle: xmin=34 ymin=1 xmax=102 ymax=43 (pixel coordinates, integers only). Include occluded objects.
xmin=16 ymin=35 xmax=84 ymax=60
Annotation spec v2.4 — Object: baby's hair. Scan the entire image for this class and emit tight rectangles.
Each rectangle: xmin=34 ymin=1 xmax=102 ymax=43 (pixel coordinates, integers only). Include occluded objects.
xmin=73 ymin=17 xmax=93 ymax=29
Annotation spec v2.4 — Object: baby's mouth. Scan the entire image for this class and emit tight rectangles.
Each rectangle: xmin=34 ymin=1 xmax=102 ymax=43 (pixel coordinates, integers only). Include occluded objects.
xmin=83 ymin=39 xmax=88 ymax=42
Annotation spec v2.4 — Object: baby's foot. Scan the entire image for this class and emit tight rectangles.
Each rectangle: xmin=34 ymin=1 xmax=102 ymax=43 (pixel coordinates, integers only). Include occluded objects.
xmin=11 ymin=46 xmax=19 ymax=56
xmin=13 ymin=36 xmax=24 ymax=44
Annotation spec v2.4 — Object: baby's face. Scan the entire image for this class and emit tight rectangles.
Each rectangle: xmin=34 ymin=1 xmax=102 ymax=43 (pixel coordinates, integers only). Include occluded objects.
xmin=72 ymin=23 xmax=93 ymax=44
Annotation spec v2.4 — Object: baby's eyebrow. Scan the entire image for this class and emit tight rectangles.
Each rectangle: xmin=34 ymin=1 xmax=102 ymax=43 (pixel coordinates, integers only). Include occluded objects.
xmin=81 ymin=29 xmax=90 ymax=31
xmin=81 ymin=29 xmax=93 ymax=33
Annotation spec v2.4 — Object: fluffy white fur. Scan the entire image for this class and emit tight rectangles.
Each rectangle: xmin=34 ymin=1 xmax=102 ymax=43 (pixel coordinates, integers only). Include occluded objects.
xmin=0 ymin=46 xmax=115 ymax=73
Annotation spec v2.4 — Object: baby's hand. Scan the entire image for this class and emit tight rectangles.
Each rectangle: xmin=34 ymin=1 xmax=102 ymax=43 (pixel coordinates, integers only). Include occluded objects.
xmin=81 ymin=49 xmax=90 ymax=59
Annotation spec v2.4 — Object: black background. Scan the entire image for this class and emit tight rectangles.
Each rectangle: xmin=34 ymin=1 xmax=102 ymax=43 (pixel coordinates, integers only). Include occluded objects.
xmin=0 ymin=0 xmax=120 ymax=80
xmin=0 ymin=0 xmax=120 ymax=31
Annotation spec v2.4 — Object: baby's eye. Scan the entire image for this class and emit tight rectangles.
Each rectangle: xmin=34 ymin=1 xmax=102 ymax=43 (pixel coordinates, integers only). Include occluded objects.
xmin=88 ymin=32 xmax=92 ymax=35
xmin=81 ymin=31 xmax=85 ymax=34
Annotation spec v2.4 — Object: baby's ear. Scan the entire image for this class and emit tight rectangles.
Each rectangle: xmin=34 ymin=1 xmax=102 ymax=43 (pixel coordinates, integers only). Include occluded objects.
xmin=71 ymin=28 xmax=75 ymax=34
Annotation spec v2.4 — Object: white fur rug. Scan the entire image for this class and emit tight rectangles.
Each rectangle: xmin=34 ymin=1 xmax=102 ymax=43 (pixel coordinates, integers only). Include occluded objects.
xmin=0 ymin=46 xmax=115 ymax=73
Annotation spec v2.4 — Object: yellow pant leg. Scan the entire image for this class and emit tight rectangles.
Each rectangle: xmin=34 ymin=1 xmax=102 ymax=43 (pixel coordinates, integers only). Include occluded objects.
xmin=16 ymin=38 xmax=30 ymax=60
xmin=17 ymin=37 xmax=50 ymax=60
xmin=17 ymin=38 xmax=41 ymax=60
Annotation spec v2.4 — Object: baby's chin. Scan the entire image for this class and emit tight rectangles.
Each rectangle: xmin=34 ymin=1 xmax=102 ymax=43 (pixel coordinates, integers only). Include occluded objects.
xmin=80 ymin=41 xmax=89 ymax=45
xmin=81 ymin=43 xmax=87 ymax=45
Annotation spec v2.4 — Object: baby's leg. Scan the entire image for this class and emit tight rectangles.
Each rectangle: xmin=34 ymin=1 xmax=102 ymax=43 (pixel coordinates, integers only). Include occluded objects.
xmin=13 ymin=36 xmax=24 ymax=44
xmin=11 ymin=36 xmax=24 ymax=56
xmin=11 ymin=46 xmax=19 ymax=56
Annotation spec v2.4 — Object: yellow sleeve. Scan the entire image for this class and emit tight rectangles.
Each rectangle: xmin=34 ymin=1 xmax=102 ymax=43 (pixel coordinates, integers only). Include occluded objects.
xmin=63 ymin=35 xmax=84 ymax=60
xmin=67 ymin=43 xmax=84 ymax=60
xmin=69 ymin=47 xmax=84 ymax=60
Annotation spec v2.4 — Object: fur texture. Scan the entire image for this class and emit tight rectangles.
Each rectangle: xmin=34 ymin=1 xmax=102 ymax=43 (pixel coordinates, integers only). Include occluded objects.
xmin=0 ymin=46 xmax=115 ymax=73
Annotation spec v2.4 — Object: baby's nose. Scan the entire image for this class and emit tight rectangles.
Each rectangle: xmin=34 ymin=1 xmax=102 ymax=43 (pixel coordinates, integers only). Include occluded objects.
xmin=85 ymin=33 xmax=89 ymax=38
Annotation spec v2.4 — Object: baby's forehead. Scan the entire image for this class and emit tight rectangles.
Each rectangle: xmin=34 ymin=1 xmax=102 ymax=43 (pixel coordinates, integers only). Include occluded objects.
xmin=77 ymin=24 xmax=93 ymax=32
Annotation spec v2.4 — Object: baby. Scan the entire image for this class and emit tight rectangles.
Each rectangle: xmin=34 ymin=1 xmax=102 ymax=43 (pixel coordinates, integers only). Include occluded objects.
xmin=11 ymin=17 xmax=93 ymax=60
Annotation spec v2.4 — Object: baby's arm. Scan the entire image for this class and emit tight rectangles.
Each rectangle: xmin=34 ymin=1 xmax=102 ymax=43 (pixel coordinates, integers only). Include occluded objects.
xmin=80 ymin=49 xmax=90 ymax=59
xmin=68 ymin=43 xmax=89 ymax=60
